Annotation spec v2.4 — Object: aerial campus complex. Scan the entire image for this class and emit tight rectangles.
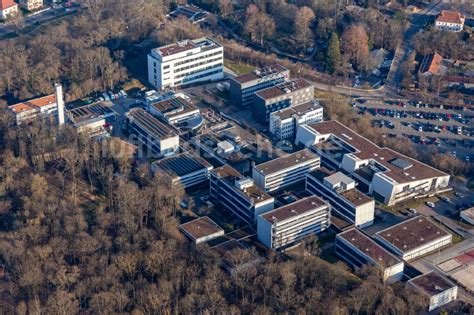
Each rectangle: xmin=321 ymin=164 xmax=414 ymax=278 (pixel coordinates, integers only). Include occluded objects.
xmin=6 ymin=34 xmax=473 ymax=311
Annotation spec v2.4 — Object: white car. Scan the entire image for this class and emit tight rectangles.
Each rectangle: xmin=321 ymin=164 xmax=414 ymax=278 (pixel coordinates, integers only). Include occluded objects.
xmin=426 ymin=202 xmax=436 ymax=208
xmin=439 ymin=196 xmax=451 ymax=203
xmin=408 ymin=208 xmax=417 ymax=214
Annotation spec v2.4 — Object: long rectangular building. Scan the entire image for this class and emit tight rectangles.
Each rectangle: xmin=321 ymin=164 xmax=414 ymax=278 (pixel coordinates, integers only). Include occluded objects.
xmin=253 ymin=149 xmax=320 ymax=193
xmin=126 ymin=108 xmax=179 ymax=156
xmin=296 ymin=121 xmax=450 ymax=206
xmin=257 ymin=196 xmax=331 ymax=250
xmin=210 ymin=165 xmax=274 ymax=223
xmin=336 ymin=228 xmax=404 ymax=283
xmin=151 ymin=152 xmax=213 ymax=188
xmin=148 ymin=37 xmax=224 ymax=89
xmin=306 ymin=168 xmax=374 ymax=228
xmin=253 ymin=79 xmax=314 ymax=123
xmin=374 ymin=216 xmax=452 ymax=261
xmin=229 ymin=64 xmax=289 ymax=108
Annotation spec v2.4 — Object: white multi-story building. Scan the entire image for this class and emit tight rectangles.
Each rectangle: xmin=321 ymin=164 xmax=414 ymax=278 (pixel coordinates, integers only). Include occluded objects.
xmin=375 ymin=216 xmax=452 ymax=261
xmin=269 ymin=100 xmax=323 ymax=140
xmin=125 ymin=108 xmax=179 ymax=156
xmin=257 ymin=196 xmax=331 ymax=250
xmin=18 ymin=0 xmax=43 ymax=11
xmin=435 ymin=10 xmax=465 ymax=32
xmin=210 ymin=165 xmax=274 ymax=223
xmin=408 ymin=271 xmax=458 ymax=312
xmin=336 ymin=228 xmax=404 ymax=283
xmin=296 ymin=121 xmax=450 ymax=206
xmin=151 ymin=152 xmax=213 ymax=189
xmin=0 ymin=0 xmax=18 ymax=20
xmin=306 ymin=168 xmax=374 ymax=228
xmin=253 ymin=149 xmax=320 ymax=193
xmin=148 ymin=38 xmax=224 ymax=90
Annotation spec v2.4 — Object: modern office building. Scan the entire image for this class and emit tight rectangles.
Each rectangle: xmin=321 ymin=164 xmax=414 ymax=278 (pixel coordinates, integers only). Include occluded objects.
xmin=18 ymin=0 xmax=43 ymax=11
xmin=306 ymin=168 xmax=374 ymax=228
xmin=125 ymin=108 xmax=179 ymax=156
xmin=296 ymin=121 xmax=450 ymax=206
xmin=151 ymin=152 xmax=213 ymax=189
xmin=179 ymin=216 xmax=225 ymax=244
xmin=253 ymin=79 xmax=314 ymax=123
xmin=335 ymin=228 xmax=404 ymax=283
xmin=408 ymin=271 xmax=458 ymax=312
xmin=253 ymin=149 xmax=320 ymax=193
xmin=0 ymin=0 xmax=18 ymax=19
xmin=148 ymin=38 xmax=224 ymax=89
xmin=269 ymin=100 xmax=323 ymax=140
xmin=257 ymin=196 xmax=331 ymax=250
xmin=375 ymin=216 xmax=452 ymax=261
xmin=435 ymin=10 xmax=465 ymax=32
xmin=229 ymin=64 xmax=289 ymax=108
xmin=210 ymin=165 xmax=274 ymax=223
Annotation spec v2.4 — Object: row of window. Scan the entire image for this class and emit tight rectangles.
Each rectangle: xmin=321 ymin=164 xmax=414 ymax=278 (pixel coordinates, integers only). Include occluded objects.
xmin=175 ymin=58 xmax=222 ymax=77
xmin=173 ymin=51 xmax=222 ymax=67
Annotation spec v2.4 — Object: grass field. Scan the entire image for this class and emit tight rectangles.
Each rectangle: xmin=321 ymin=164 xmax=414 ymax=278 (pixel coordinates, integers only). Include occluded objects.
xmin=224 ymin=60 xmax=255 ymax=75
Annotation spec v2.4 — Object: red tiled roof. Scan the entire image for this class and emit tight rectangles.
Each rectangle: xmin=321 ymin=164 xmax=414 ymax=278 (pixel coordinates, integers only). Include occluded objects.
xmin=436 ymin=10 xmax=465 ymax=24
xmin=9 ymin=94 xmax=57 ymax=114
xmin=0 ymin=0 xmax=17 ymax=10
xmin=419 ymin=52 xmax=443 ymax=75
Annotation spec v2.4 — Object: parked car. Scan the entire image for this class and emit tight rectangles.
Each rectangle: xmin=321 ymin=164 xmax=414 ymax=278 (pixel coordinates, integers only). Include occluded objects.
xmin=454 ymin=191 xmax=464 ymax=198
xmin=426 ymin=201 xmax=436 ymax=208
xmin=408 ymin=208 xmax=417 ymax=214
xmin=439 ymin=196 xmax=451 ymax=203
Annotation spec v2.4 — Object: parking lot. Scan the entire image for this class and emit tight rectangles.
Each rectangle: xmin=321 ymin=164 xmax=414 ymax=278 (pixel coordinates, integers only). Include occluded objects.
xmin=354 ymin=98 xmax=474 ymax=161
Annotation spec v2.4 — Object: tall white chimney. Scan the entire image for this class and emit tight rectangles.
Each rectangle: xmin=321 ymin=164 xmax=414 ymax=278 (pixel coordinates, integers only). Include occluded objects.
xmin=55 ymin=83 xmax=65 ymax=126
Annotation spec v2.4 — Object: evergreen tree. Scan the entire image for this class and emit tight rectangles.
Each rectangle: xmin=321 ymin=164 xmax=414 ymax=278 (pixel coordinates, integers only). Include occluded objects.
xmin=326 ymin=32 xmax=342 ymax=74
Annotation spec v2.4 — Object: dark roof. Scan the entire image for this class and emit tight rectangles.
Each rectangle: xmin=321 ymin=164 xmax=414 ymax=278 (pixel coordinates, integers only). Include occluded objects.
xmin=254 ymin=149 xmax=319 ymax=175
xmin=409 ymin=271 xmax=457 ymax=296
xmin=261 ymin=196 xmax=328 ymax=224
xmin=180 ymin=216 xmax=223 ymax=241
xmin=68 ymin=101 xmax=115 ymax=123
xmin=419 ymin=52 xmax=443 ymax=75
xmin=376 ymin=216 xmax=451 ymax=253
xmin=309 ymin=121 xmax=448 ymax=184
xmin=152 ymin=152 xmax=212 ymax=178
xmin=232 ymin=64 xmax=288 ymax=84
xmin=255 ymin=79 xmax=312 ymax=100
xmin=150 ymin=96 xmax=198 ymax=117
xmin=127 ymin=108 xmax=177 ymax=139
xmin=338 ymin=228 xmax=402 ymax=268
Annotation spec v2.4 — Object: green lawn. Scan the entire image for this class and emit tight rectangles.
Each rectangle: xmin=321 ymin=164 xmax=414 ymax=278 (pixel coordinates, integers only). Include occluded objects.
xmin=224 ymin=60 xmax=255 ymax=75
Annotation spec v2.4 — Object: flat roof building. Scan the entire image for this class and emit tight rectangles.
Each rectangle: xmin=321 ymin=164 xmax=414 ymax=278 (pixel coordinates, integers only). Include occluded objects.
xmin=269 ymin=100 xmax=323 ymax=140
xmin=151 ymin=152 xmax=213 ymax=189
xmin=229 ymin=64 xmax=289 ymax=108
xmin=212 ymin=240 xmax=263 ymax=275
xmin=408 ymin=271 xmax=458 ymax=311
xmin=460 ymin=207 xmax=474 ymax=225
xmin=253 ymin=79 xmax=314 ymax=123
xmin=306 ymin=168 xmax=374 ymax=228
xmin=148 ymin=38 xmax=224 ymax=90
xmin=210 ymin=165 xmax=274 ymax=223
xmin=375 ymin=216 xmax=452 ymax=261
xmin=257 ymin=196 xmax=331 ymax=250
xmin=336 ymin=228 xmax=404 ymax=283
xmin=296 ymin=121 xmax=450 ymax=206
xmin=180 ymin=216 xmax=225 ymax=244
xmin=253 ymin=149 xmax=320 ymax=193
xmin=126 ymin=108 xmax=179 ymax=156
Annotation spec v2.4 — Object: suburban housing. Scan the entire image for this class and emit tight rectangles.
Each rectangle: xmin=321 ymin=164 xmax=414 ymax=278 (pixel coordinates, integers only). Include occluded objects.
xmin=335 ymin=228 xmax=404 ymax=283
xmin=296 ymin=121 xmax=450 ymax=206
xmin=257 ymin=196 xmax=331 ymax=250
xmin=374 ymin=216 xmax=452 ymax=261
xmin=147 ymin=38 xmax=224 ymax=89
xmin=0 ymin=0 xmax=18 ymax=19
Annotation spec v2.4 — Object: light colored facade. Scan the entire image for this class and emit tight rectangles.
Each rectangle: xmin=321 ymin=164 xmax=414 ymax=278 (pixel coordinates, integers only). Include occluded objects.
xmin=375 ymin=216 xmax=452 ymax=261
xmin=336 ymin=228 xmax=404 ymax=283
xmin=148 ymin=38 xmax=224 ymax=90
xmin=0 ymin=0 xmax=18 ymax=19
xmin=19 ymin=0 xmax=43 ymax=11
xmin=180 ymin=216 xmax=224 ymax=244
xmin=296 ymin=121 xmax=450 ymax=206
xmin=253 ymin=149 xmax=320 ymax=193
xmin=257 ymin=196 xmax=331 ymax=250
xmin=435 ymin=10 xmax=465 ymax=32
xmin=126 ymin=108 xmax=179 ymax=156
xmin=408 ymin=271 xmax=458 ymax=312
xmin=306 ymin=169 xmax=374 ymax=228
xmin=460 ymin=207 xmax=474 ymax=225
xmin=253 ymin=79 xmax=314 ymax=123
xmin=151 ymin=152 xmax=213 ymax=189
xmin=229 ymin=64 xmax=289 ymax=107
xmin=210 ymin=165 xmax=274 ymax=223
xmin=269 ymin=100 xmax=323 ymax=140
xmin=9 ymin=94 xmax=59 ymax=124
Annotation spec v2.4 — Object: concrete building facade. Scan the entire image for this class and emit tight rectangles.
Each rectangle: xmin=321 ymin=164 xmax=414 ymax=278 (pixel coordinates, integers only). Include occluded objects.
xmin=408 ymin=271 xmax=458 ymax=311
